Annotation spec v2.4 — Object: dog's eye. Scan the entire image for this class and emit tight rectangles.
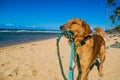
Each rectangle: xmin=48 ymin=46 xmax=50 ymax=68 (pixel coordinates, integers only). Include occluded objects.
xmin=72 ymin=22 xmax=77 ymax=24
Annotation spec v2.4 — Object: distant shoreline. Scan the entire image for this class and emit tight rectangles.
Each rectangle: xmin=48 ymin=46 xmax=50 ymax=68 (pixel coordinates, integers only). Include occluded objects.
xmin=0 ymin=32 xmax=58 ymax=48
xmin=0 ymin=28 xmax=59 ymax=33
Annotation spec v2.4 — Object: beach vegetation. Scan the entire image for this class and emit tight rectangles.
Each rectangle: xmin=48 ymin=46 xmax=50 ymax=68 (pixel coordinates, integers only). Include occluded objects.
xmin=104 ymin=0 xmax=120 ymax=30
xmin=115 ymin=25 xmax=120 ymax=29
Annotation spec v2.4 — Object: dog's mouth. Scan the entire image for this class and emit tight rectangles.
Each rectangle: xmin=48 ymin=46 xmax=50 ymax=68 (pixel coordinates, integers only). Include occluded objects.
xmin=60 ymin=25 xmax=66 ymax=31
xmin=60 ymin=25 xmax=74 ymax=39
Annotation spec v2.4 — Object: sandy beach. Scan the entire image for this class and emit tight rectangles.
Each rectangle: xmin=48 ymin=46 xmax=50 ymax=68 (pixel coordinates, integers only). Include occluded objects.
xmin=0 ymin=33 xmax=120 ymax=80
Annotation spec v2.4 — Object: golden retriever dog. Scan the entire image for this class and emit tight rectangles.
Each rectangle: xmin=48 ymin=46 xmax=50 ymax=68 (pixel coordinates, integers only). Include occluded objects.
xmin=60 ymin=18 xmax=105 ymax=80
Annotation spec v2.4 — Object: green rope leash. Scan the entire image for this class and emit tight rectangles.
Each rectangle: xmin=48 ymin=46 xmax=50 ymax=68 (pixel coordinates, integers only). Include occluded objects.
xmin=56 ymin=40 xmax=67 ymax=80
xmin=56 ymin=31 xmax=73 ymax=80
xmin=76 ymin=54 xmax=82 ymax=80
xmin=56 ymin=31 xmax=81 ymax=80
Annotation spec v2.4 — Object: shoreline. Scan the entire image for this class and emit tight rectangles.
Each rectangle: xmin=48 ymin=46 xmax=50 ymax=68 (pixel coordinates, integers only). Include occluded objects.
xmin=0 ymin=32 xmax=58 ymax=48
xmin=0 ymin=37 xmax=56 ymax=48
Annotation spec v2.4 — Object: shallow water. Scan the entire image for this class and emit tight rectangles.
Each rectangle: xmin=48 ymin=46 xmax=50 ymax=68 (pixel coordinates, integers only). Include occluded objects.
xmin=0 ymin=32 xmax=58 ymax=47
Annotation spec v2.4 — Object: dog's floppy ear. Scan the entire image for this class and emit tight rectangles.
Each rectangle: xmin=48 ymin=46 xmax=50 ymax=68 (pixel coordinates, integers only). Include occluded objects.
xmin=82 ymin=22 xmax=92 ymax=37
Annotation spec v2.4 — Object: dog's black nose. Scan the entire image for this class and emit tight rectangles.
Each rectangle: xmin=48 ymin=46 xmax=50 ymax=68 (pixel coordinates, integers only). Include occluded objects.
xmin=60 ymin=25 xmax=64 ymax=30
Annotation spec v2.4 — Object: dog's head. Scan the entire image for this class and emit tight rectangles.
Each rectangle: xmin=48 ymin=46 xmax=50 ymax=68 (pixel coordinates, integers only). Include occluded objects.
xmin=60 ymin=18 xmax=92 ymax=38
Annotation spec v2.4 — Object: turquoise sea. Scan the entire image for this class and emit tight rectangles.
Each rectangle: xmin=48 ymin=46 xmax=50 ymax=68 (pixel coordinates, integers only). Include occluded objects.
xmin=0 ymin=31 xmax=58 ymax=47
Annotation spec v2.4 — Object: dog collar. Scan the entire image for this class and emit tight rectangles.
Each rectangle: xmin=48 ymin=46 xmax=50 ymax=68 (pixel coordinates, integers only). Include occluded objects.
xmin=76 ymin=40 xmax=86 ymax=47
xmin=75 ymin=35 xmax=91 ymax=47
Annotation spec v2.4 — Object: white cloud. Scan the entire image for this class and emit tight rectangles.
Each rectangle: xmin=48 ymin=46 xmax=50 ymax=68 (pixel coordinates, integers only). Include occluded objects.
xmin=6 ymin=23 xmax=15 ymax=26
xmin=25 ymin=25 xmax=37 ymax=28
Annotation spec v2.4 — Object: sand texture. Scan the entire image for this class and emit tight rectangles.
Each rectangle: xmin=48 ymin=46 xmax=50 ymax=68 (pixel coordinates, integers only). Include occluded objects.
xmin=0 ymin=33 xmax=120 ymax=80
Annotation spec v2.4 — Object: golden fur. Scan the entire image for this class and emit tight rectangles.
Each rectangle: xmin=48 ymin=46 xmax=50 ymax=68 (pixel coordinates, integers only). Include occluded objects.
xmin=60 ymin=18 xmax=106 ymax=80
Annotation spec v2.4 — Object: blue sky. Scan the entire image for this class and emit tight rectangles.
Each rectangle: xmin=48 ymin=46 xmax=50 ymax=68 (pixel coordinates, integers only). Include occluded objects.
xmin=0 ymin=0 xmax=107 ymax=30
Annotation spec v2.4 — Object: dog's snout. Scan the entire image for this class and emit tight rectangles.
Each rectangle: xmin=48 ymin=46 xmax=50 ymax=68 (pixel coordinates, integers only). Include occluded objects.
xmin=60 ymin=25 xmax=65 ymax=30
xmin=60 ymin=25 xmax=64 ymax=29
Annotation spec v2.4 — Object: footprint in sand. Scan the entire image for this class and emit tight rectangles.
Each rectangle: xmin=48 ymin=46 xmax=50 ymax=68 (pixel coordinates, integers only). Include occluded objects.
xmin=19 ymin=47 xmax=24 ymax=49
xmin=32 ymin=69 xmax=38 ymax=76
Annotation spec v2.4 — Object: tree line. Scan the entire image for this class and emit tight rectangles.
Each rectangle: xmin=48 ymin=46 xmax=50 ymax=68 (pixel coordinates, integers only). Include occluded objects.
xmin=105 ymin=0 xmax=120 ymax=30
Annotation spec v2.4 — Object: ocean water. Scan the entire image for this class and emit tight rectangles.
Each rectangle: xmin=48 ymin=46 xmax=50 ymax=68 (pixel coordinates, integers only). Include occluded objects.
xmin=0 ymin=31 xmax=58 ymax=47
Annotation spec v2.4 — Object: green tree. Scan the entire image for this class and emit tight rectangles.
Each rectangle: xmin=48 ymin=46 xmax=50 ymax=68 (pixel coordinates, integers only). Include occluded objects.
xmin=107 ymin=0 xmax=116 ymax=7
xmin=110 ymin=15 xmax=115 ymax=28
xmin=110 ymin=15 xmax=115 ymax=23
xmin=115 ymin=6 xmax=120 ymax=16
xmin=105 ymin=0 xmax=120 ymax=30
xmin=114 ymin=6 xmax=120 ymax=26
xmin=105 ymin=0 xmax=116 ymax=30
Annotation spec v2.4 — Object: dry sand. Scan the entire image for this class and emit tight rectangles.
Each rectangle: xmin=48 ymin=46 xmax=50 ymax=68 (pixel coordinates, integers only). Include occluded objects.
xmin=0 ymin=33 xmax=120 ymax=80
